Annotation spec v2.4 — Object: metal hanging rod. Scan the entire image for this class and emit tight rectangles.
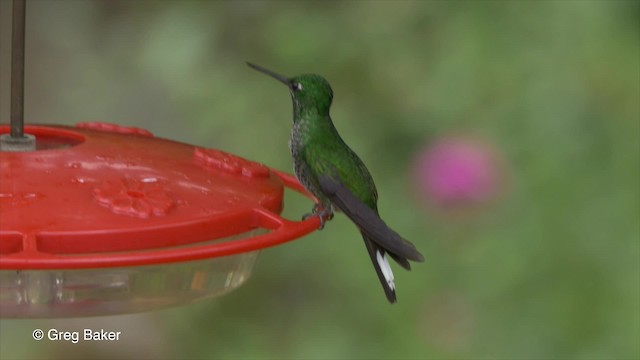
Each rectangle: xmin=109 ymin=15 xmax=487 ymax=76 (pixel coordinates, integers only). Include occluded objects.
xmin=2 ymin=0 xmax=35 ymax=151
xmin=10 ymin=0 xmax=26 ymax=138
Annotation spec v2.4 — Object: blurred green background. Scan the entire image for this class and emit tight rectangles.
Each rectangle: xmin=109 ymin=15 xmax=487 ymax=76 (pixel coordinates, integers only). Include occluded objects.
xmin=0 ymin=0 xmax=638 ymax=359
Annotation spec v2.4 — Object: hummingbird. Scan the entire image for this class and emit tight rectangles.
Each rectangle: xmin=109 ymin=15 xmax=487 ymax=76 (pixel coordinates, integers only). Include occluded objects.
xmin=247 ymin=62 xmax=424 ymax=303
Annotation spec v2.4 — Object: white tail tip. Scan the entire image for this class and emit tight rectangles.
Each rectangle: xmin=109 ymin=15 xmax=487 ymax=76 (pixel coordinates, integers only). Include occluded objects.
xmin=376 ymin=250 xmax=396 ymax=291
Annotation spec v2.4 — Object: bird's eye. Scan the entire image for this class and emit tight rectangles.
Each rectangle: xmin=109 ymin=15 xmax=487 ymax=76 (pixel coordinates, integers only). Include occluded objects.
xmin=292 ymin=82 xmax=303 ymax=91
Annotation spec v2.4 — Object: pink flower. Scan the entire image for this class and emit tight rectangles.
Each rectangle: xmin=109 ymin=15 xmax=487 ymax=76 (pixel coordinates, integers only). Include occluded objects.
xmin=413 ymin=135 xmax=504 ymax=209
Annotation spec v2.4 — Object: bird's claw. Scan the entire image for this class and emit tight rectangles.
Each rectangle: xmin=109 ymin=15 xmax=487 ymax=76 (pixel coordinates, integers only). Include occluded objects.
xmin=302 ymin=204 xmax=334 ymax=230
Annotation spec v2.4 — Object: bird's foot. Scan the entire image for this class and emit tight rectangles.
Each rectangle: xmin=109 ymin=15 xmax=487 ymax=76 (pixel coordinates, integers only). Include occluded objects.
xmin=302 ymin=204 xmax=334 ymax=230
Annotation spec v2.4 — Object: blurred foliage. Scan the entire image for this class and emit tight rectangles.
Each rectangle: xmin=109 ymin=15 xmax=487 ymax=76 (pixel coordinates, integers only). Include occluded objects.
xmin=0 ymin=0 xmax=638 ymax=359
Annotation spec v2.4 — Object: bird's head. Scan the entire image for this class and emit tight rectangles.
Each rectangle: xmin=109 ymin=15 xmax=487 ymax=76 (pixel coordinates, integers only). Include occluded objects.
xmin=248 ymin=63 xmax=334 ymax=117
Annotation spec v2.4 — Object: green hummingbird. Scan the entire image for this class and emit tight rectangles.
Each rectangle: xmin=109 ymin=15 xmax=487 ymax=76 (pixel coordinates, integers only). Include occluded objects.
xmin=247 ymin=62 xmax=424 ymax=303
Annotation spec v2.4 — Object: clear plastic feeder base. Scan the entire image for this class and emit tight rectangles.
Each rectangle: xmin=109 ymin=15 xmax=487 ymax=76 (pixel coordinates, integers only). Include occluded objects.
xmin=1 ymin=232 xmax=262 ymax=318
xmin=0 ymin=253 xmax=258 ymax=318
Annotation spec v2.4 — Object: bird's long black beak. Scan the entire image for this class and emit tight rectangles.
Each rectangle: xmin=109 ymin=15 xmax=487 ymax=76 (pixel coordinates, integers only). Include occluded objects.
xmin=247 ymin=62 xmax=291 ymax=86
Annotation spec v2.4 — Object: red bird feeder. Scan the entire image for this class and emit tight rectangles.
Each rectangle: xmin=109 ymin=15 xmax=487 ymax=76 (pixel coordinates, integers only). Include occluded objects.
xmin=0 ymin=124 xmax=320 ymax=317
xmin=0 ymin=0 xmax=320 ymax=318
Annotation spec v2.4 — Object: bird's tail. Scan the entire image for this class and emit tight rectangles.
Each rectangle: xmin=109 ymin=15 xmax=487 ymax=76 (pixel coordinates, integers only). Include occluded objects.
xmin=317 ymin=174 xmax=424 ymax=303
xmin=362 ymin=232 xmax=400 ymax=303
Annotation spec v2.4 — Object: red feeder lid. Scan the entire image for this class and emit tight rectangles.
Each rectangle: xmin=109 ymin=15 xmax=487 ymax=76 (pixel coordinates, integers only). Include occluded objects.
xmin=0 ymin=123 xmax=320 ymax=270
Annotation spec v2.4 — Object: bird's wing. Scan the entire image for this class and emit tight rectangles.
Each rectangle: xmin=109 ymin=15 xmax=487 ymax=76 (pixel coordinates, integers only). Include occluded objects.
xmin=317 ymin=174 xmax=425 ymax=263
